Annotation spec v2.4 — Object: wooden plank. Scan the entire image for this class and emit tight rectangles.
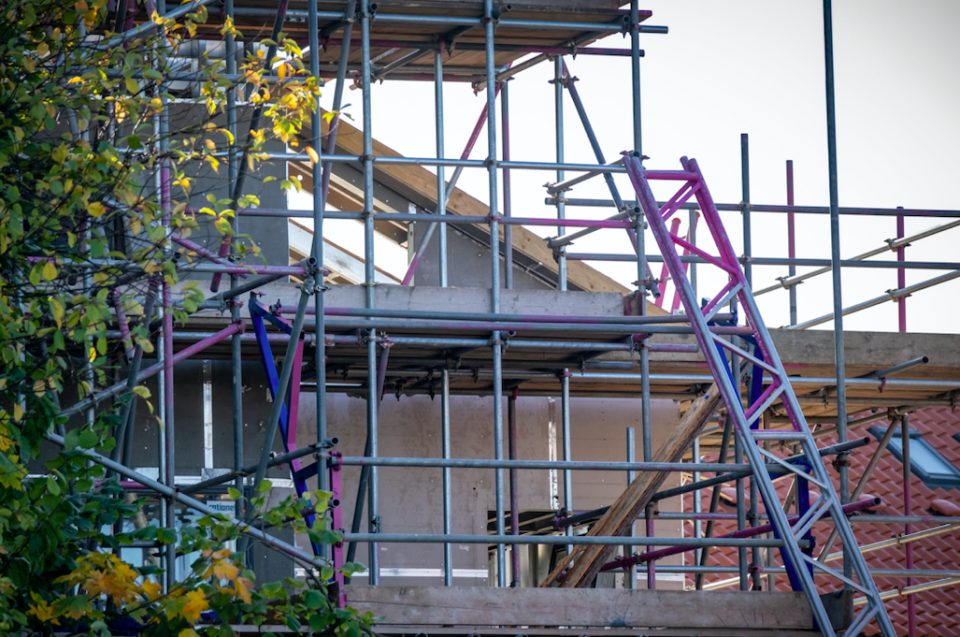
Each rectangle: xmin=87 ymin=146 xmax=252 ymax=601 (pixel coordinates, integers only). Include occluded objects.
xmin=342 ymin=586 xmax=814 ymax=631
xmin=369 ymin=626 xmax=819 ymax=637
xmin=542 ymin=385 xmax=722 ymax=588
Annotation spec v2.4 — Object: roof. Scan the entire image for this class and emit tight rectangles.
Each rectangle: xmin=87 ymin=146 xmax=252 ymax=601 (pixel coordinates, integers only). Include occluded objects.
xmin=686 ymin=406 xmax=960 ymax=636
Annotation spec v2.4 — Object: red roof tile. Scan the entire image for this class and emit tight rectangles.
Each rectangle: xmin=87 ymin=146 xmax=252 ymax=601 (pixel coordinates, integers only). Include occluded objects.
xmin=683 ymin=406 xmax=960 ymax=636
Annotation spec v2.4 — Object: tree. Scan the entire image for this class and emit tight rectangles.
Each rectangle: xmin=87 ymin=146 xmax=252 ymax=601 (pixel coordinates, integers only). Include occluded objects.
xmin=0 ymin=1 xmax=355 ymax=634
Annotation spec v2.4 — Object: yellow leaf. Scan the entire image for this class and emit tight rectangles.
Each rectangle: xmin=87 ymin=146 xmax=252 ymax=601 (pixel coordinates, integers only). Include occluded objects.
xmin=305 ymin=146 xmax=319 ymax=165
xmin=13 ymin=404 xmax=23 ymax=421
xmin=68 ymin=76 xmax=83 ymax=84
xmin=142 ymin=578 xmax=163 ymax=601
xmin=88 ymin=347 xmax=96 ymax=363
xmin=125 ymin=78 xmax=139 ymax=94
xmin=277 ymin=63 xmax=286 ymax=81
xmin=0 ymin=378 xmax=6 ymax=390
xmin=179 ymin=630 xmax=200 ymax=637
xmin=42 ymin=260 xmax=57 ymax=280
xmin=88 ymin=202 xmax=106 ymax=217
xmin=204 ymin=138 xmax=216 ymax=150
xmin=36 ymin=42 xmax=49 ymax=57
xmin=179 ymin=590 xmax=209 ymax=623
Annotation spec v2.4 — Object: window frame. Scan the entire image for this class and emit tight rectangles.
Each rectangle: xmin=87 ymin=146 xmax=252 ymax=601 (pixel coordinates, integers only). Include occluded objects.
xmin=869 ymin=426 xmax=960 ymax=490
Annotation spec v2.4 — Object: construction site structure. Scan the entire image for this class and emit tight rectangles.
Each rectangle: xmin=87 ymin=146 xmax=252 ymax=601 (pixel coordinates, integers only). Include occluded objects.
xmin=46 ymin=1 xmax=960 ymax=636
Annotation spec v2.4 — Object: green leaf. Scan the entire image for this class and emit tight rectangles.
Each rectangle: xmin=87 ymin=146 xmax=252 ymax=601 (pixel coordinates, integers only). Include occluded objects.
xmin=262 ymin=581 xmax=283 ymax=596
xmin=303 ymin=589 xmax=323 ymax=609
xmin=256 ymin=479 xmax=272 ymax=494
xmin=46 ymin=474 xmax=60 ymax=496
xmin=228 ymin=487 xmax=241 ymax=501
xmin=142 ymin=69 xmax=163 ymax=81
xmin=64 ymin=428 xmax=81 ymax=449
xmin=74 ymin=479 xmax=93 ymax=492
xmin=78 ymin=428 xmax=98 ymax=448
xmin=125 ymin=78 xmax=139 ymax=93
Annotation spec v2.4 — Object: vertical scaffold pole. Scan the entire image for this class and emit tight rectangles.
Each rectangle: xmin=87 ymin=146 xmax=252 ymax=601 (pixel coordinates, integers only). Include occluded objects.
xmin=626 ymin=427 xmax=637 ymax=589
xmin=157 ymin=0 xmax=175 ymax=585
xmin=822 ymin=0 xmax=851 ymax=585
xmin=502 ymin=79 xmax=513 ymax=290
xmin=554 ymin=57 xmax=566 ymax=291
xmin=307 ymin=0 xmax=327 ymax=501
xmin=561 ymin=371 xmax=572 ymax=555
xmin=630 ymin=0 xmax=654 ymax=591
xmin=225 ymin=0 xmax=244 ymax=526
xmin=441 ymin=368 xmax=453 ymax=586
xmin=360 ymin=0 xmax=380 ymax=585
xmin=435 ymin=51 xmax=448 ymax=288
xmin=786 ymin=160 xmax=797 ymax=326
xmin=483 ymin=0 xmax=506 ymax=588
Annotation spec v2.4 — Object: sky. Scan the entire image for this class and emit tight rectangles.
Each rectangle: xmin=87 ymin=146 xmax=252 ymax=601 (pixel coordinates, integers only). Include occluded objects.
xmin=293 ymin=0 xmax=960 ymax=334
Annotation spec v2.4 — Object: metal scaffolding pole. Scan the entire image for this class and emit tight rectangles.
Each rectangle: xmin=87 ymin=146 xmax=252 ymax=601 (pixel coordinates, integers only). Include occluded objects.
xmin=484 ymin=0 xmax=506 ymax=588
xmin=441 ymin=367 xmax=453 ymax=586
xmin=308 ymin=0 xmax=329 ymax=504
xmin=554 ymin=56 xmax=567 ymax=291
xmin=360 ymin=0 xmax=380 ymax=585
xmin=435 ymin=50 xmax=448 ymax=287
xmin=823 ymin=3 xmax=852 ymax=591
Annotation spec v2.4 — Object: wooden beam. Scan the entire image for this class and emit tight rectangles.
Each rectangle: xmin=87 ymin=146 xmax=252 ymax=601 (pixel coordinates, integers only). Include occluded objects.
xmin=293 ymin=114 xmax=667 ymax=307
xmin=342 ymin=586 xmax=815 ymax=632
xmin=542 ymin=385 xmax=722 ymax=588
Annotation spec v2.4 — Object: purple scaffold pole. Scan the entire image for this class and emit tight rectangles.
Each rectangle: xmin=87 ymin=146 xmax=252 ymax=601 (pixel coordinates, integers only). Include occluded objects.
xmin=599 ymin=497 xmax=880 ymax=574
xmin=655 ymin=217 xmax=681 ymax=306
xmin=671 ymin=212 xmax=698 ymax=313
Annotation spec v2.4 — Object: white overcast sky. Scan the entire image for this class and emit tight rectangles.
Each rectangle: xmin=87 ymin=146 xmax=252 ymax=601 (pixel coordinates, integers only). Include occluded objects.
xmin=293 ymin=0 xmax=960 ymax=334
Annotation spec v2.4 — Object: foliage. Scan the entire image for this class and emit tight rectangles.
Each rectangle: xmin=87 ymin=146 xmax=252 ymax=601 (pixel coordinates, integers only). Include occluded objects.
xmin=0 ymin=0 xmax=360 ymax=635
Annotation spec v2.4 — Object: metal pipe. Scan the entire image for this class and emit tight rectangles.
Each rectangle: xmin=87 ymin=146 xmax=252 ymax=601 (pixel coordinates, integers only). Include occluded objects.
xmin=566 ymin=253 xmax=960 ymax=271
xmin=855 ymin=578 xmax=960 ymax=606
xmin=696 ymin=415 xmax=733 ymax=590
xmin=279 ymin=304 xmax=714 ymax=325
xmin=502 ymin=78 xmax=513 ymax=291
xmin=248 ymin=278 xmax=314 ymax=498
xmin=562 ymin=372 xmax=573 ymax=554
xmin=552 ymin=197 xmax=960 ymax=219
xmin=435 ymin=50 xmax=448 ymax=288
xmin=903 ymin=413 xmax=916 ymax=637
xmin=308 ymin=0 xmax=330 ymax=504
xmin=44 ymin=432 xmax=324 ymax=569
xmin=898 ymin=210 xmax=907 ymax=332
xmin=441 ymin=368 xmax=453 ymax=586
xmin=360 ymin=0 xmax=380 ymax=585
xmin=741 ymin=134 xmax=752 ymax=286
xmin=109 ymin=282 xmax=158 ymax=473
xmin=225 ymin=0 xmax=244 ymax=527
xmin=626 ymin=427 xmax=636 ymax=589
xmin=754 ymin=217 xmax=960 ymax=295
xmin=789 ymin=269 xmax=960 ymax=330
xmin=180 ymin=438 xmax=337 ymax=494
xmin=818 ymin=418 xmax=901 ymax=562
xmin=343 ymin=533 xmax=792 ymax=548
xmin=508 ymin=389 xmax=520 ymax=586
xmin=555 ymin=56 xmax=567 ymax=291
xmin=607 ymin=498 xmax=879 ymax=574
xmin=484 ymin=0 xmax=506 ymax=587
xmin=787 ymin=160 xmax=797 ymax=325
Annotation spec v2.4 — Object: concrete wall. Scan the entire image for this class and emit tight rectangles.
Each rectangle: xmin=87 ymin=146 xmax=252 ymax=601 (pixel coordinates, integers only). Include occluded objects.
xmin=293 ymin=392 xmax=685 ymax=589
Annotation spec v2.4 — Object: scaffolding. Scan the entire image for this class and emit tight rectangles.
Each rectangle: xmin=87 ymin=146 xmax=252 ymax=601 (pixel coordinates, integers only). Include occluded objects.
xmin=49 ymin=1 xmax=960 ymax=635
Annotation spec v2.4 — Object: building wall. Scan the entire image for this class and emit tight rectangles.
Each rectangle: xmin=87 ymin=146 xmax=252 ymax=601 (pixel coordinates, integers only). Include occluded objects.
xmin=294 ymin=392 xmax=685 ymax=588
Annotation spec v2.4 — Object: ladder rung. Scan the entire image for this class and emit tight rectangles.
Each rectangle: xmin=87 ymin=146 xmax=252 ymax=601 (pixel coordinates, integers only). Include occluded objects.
xmin=751 ymin=430 xmax=807 ymax=441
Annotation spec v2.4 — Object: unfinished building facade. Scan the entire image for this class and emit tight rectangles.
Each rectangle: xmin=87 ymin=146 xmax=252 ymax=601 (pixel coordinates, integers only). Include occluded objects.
xmin=53 ymin=1 xmax=960 ymax=636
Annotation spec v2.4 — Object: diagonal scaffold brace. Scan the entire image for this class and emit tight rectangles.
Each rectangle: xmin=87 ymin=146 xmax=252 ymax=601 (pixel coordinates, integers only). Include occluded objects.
xmin=622 ymin=152 xmax=896 ymax=637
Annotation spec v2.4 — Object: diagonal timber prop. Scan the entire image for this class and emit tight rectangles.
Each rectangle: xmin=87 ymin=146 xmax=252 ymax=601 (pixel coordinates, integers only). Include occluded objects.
xmin=541 ymin=385 xmax=722 ymax=588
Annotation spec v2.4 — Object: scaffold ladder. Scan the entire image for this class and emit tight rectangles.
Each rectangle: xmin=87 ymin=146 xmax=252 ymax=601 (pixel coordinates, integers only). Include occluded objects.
xmin=624 ymin=153 xmax=895 ymax=637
